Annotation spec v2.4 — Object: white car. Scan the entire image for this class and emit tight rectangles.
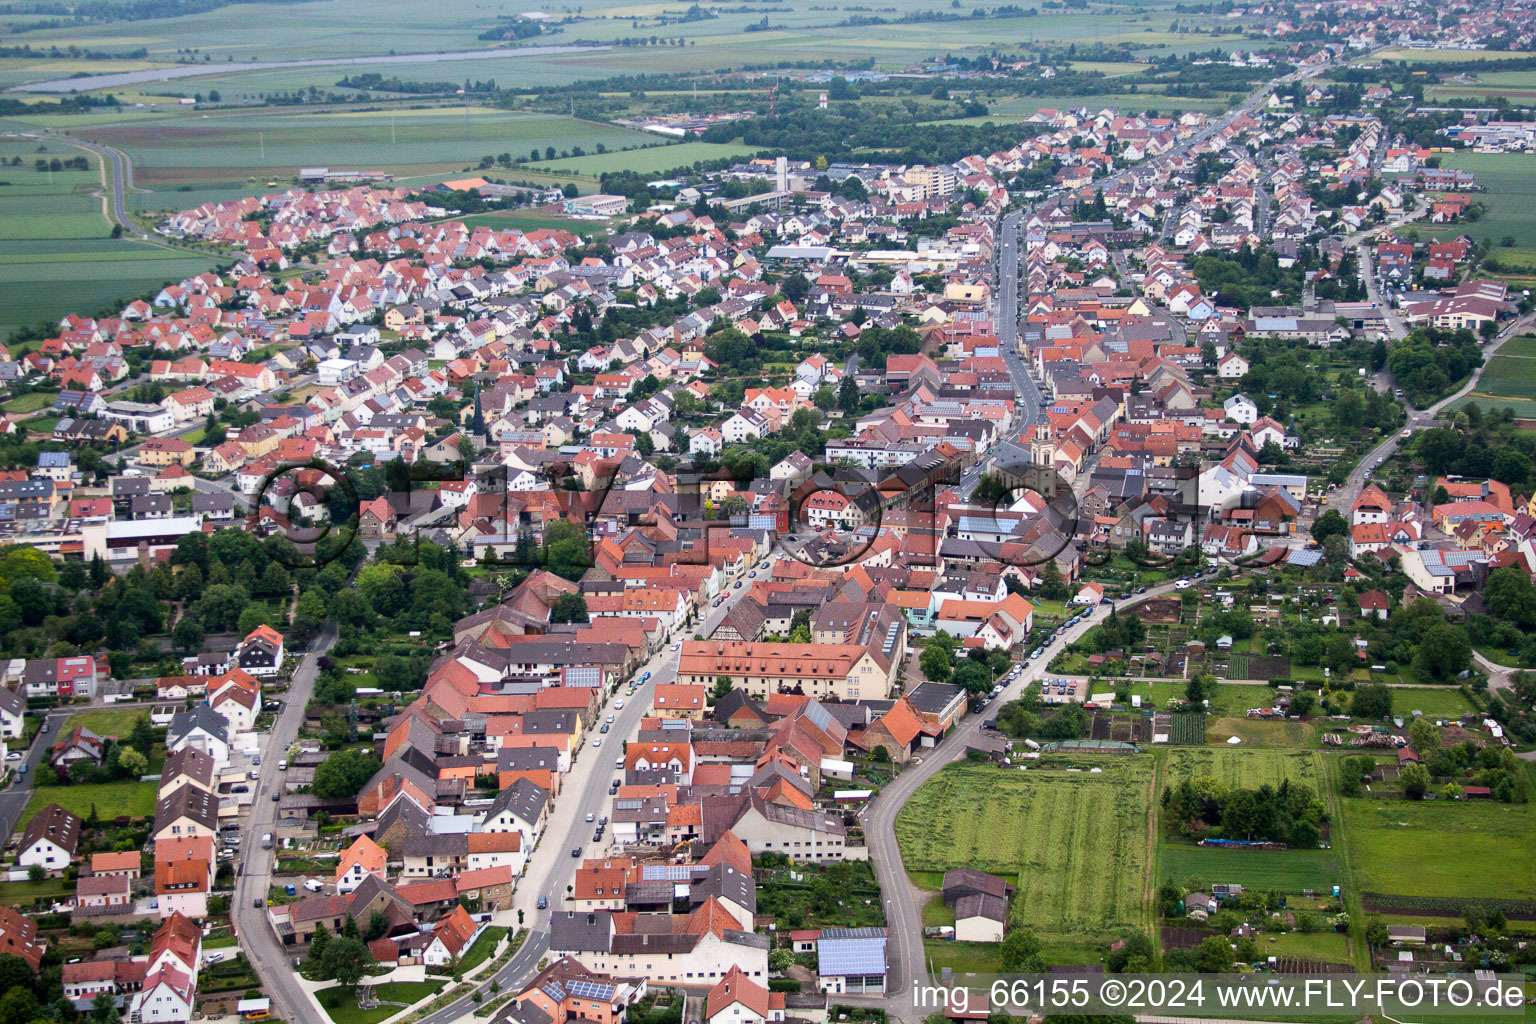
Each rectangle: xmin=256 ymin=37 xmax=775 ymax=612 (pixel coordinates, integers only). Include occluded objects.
xmin=615 ymin=700 xmax=624 ymax=710
xmin=592 ymin=737 xmax=602 ymax=747
xmin=3 ymin=752 xmax=20 ymax=762
xmin=1175 ymin=578 xmax=1192 ymax=589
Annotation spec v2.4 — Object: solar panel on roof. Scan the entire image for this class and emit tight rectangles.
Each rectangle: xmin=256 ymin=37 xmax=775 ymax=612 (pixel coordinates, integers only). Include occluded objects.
xmin=567 ymin=981 xmax=616 ymax=1000
xmin=640 ymin=864 xmax=692 ymax=881
xmin=818 ymin=935 xmax=887 ymax=977
xmin=803 ymin=702 xmax=832 ymax=731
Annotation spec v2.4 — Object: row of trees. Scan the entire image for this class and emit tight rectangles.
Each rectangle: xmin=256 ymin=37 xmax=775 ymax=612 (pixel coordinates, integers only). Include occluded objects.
xmin=1162 ymin=776 xmax=1327 ymax=846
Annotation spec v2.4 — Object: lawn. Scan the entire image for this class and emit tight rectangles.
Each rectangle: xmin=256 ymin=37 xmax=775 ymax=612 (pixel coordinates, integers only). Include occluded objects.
xmin=1390 ymin=688 xmax=1476 ymax=720
xmin=63 ymin=707 xmax=153 ymax=739
xmin=923 ymin=938 xmax=1003 ymax=975
xmin=1338 ymin=791 xmax=1536 ymax=900
xmin=896 ymin=759 xmax=1154 ymax=942
xmin=371 ymin=981 xmax=446 ymax=1006
xmin=23 ymin=779 xmax=159 ymax=824
xmin=1206 ymin=716 xmax=1319 ymax=748
xmin=316 ymin=985 xmax=399 ymax=1024
xmin=1259 ymin=928 xmax=1354 ymax=964
xmin=455 ymin=925 xmax=507 ymax=974
xmin=1 ymin=392 xmax=52 ymax=414
xmin=1158 ymin=749 xmax=1339 ymax=890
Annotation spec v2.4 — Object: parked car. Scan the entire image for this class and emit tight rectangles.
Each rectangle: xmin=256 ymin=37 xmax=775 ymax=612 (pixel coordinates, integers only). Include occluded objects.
xmin=600 ymin=724 xmax=610 ymax=734
xmin=253 ymin=897 xmax=263 ymax=908
xmin=4 ymin=752 xmax=20 ymax=762
xmin=571 ymin=847 xmax=582 ymax=858
xmin=615 ymin=700 xmax=625 ymax=709
xmin=592 ymin=737 xmax=602 ymax=747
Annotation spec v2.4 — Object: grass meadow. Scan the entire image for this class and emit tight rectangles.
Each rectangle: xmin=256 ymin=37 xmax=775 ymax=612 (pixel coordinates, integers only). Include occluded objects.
xmin=1337 ymin=788 xmax=1536 ymax=900
xmin=896 ymin=759 xmax=1155 ymax=942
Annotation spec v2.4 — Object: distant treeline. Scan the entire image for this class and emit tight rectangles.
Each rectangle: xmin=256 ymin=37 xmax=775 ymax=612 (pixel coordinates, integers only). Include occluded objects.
xmin=477 ymin=15 xmax=544 ymax=41
xmin=334 ymin=74 xmax=497 ymax=95
xmin=0 ymin=93 xmax=119 ymax=117
xmin=0 ymin=42 xmax=148 ymax=59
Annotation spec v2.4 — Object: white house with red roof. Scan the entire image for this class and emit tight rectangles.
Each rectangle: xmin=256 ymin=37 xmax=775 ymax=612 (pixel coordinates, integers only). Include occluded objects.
xmin=706 ymin=965 xmax=786 ymax=1024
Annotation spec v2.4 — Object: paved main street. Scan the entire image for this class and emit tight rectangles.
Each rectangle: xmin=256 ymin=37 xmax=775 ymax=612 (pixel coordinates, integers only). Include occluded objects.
xmin=226 ymin=554 xmax=780 ymax=1024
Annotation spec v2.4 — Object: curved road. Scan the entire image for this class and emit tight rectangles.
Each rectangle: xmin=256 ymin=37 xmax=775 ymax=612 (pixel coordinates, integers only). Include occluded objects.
xmin=863 ymin=578 xmax=1193 ymax=1001
xmin=9 ymin=130 xmax=147 ymax=239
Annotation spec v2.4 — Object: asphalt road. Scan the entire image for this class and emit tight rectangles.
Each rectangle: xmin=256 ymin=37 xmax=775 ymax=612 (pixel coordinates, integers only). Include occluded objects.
xmin=36 ymin=133 xmax=148 ymax=240
xmin=0 ymin=708 xmax=74 ymax=847
xmin=410 ymin=554 xmax=782 ymax=1024
xmin=231 ymin=622 xmax=337 ymax=1023
xmin=1323 ymin=309 xmax=1536 ymax=521
xmin=231 ymin=556 xmax=779 ymax=1024
xmin=862 ymin=578 xmax=1191 ymax=1001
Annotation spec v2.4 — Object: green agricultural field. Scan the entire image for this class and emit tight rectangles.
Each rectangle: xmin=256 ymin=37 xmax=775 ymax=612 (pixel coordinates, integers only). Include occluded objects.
xmin=1164 ymin=748 xmax=1328 ymax=790
xmin=1456 ymin=333 xmax=1536 ymax=417
xmin=1436 ymin=152 xmax=1536 ymax=248
xmin=1372 ymin=47 xmax=1519 ymax=63
xmin=75 ymin=107 xmax=657 ymax=186
xmin=0 ymin=239 xmax=216 ymax=341
xmin=1158 ymin=843 xmax=1342 ymax=892
xmin=0 ymin=139 xmax=219 ymax=339
xmin=528 ymin=140 xmax=760 ymax=179
xmin=1338 ymin=790 xmax=1536 ymax=900
xmin=0 ymin=0 xmax=1271 ymax=95
xmin=23 ymin=779 xmax=159 ymax=823
xmin=896 ymin=759 xmax=1154 ymax=942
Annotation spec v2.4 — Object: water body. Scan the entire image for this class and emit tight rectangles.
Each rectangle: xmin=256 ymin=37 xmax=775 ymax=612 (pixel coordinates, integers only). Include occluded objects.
xmin=12 ymin=43 xmax=611 ymax=94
